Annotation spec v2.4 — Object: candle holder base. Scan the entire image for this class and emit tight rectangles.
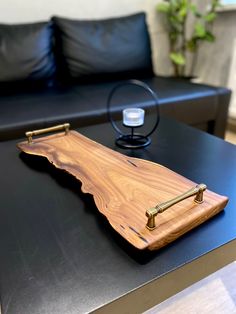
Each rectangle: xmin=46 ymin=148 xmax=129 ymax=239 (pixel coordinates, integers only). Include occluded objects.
xmin=116 ymin=134 xmax=151 ymax=149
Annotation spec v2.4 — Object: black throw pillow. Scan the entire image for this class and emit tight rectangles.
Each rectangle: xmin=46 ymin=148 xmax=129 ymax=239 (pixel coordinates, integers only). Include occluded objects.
xmin=52 ymin=13 xmax=153 ymax=82
xmin=0 ymin=21 xmax=55 ymax=84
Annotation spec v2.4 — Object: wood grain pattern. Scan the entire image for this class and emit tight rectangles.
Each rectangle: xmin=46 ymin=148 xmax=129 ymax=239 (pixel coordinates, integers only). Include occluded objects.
xmin=17 ymin=131 xmax=228 ymax=250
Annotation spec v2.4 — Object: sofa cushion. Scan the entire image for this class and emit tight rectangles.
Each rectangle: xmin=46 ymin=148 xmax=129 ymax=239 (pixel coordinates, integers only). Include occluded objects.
xmin=0 ymin=76 xmax=230 ymax=141
xmin=0 ymin=21 xmax=55 ymax=85
xmin=52 ymin=13 xmax=153 ymax=82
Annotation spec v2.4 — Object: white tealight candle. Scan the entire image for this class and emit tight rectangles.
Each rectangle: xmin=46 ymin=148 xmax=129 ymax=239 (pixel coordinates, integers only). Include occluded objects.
xmin=123 ymin=108 xmax=145 ymax=127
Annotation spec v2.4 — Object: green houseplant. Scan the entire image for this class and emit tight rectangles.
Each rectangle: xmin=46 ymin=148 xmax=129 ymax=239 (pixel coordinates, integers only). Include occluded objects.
xmin=157 ymin=0 xmax=221 ymax=77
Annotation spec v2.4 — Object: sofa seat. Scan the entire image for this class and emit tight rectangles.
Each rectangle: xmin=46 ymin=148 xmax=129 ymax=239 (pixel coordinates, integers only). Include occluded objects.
xmin=0 ymin=76 xmax=231 ymax=141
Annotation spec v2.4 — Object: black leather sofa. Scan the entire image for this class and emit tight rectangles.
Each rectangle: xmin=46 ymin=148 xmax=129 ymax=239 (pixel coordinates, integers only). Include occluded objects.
xmin=0 ymin=13 xmax=231 ymax=141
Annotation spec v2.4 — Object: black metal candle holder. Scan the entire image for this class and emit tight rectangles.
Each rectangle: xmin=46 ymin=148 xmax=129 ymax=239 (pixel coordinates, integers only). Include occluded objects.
xmin=107 ymin=79 xmax=160 ymax=149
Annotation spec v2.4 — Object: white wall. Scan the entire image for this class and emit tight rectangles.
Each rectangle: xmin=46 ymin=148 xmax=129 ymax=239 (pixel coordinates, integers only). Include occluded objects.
xmin=227 ymin=39 xmax=236 ymax=118
xmin=194 ymin=9 xmax=236 ymax=118
xmin=0 ymin=0 xmax=145 ymax=22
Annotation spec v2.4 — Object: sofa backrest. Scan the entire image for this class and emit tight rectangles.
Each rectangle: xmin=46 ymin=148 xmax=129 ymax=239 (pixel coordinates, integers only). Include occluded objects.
xmin=0 ymin=21 xmax=55 ymax=84
xmin=52 ymin=12 xmax=153 ymax=83
xmin=0 ymin=12 xmax=153 ymax=90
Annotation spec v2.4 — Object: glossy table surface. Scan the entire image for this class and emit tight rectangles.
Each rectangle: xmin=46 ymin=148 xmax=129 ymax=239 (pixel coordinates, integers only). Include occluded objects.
xmin=1 ymin=117 xmax=236 ymax=314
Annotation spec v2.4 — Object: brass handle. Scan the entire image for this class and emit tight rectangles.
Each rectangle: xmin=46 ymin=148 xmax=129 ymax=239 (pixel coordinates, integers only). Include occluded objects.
xmin=26 ymin=123 xmax=70 ymax=144
xmin=146 ymin=183 xmax=207 ymax=230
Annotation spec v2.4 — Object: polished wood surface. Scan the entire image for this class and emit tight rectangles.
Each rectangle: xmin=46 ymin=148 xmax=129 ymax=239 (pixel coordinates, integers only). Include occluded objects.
xmin=18 ymin=130 xmax=228 ymax=250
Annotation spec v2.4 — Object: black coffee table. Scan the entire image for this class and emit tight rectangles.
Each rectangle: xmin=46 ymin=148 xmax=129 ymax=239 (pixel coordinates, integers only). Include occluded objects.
xmin=1 ymin=117 xmax=236 ymax=314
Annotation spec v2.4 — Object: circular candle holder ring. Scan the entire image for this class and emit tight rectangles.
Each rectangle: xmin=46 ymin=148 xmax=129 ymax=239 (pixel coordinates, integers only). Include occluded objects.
xmin=107 ymin=79 xmax=160 ymax=149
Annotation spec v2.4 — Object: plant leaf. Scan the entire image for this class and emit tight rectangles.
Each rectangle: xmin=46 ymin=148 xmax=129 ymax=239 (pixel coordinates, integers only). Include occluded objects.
xmin=189 ymin=3 xmax=202 ymax=17
xmin=204 ymin=12 xmax=217 ymax=22
xmin=189 ymin=3 xmax=197 ymax=13
xmin=170 ymin=0 xmax=179 ymax=10
xmin=169 ymin=16 xmax=183 ymax=32
xmin=194 ymin=22 xmax=206 ymax=38
xmin=170 ymin=31 xmax=178 ymax=41
xmin=186 ymin=39 xmax=197 ymax=52
xmin=179 ymin=6 xmax=187 ymax=19
xmin=211 ymin=0 xmax=221 ymax=10
xmin=156 ymin=3 xmax=171 ymax=13
xmin=170 ymin=52 xmax=186 ymax=65
xmin=205 ymin=31 xmax=215 ymax=42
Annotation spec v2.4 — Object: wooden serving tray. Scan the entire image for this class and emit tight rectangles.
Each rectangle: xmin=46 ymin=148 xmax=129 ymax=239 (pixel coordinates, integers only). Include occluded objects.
xmin=17 ymin=124 xmax=228 ymax=250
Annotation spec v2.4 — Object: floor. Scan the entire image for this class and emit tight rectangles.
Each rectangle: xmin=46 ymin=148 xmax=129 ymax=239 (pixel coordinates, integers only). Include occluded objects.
xmin=225 ymin=129 xmax=236 ymax=144
xmin=145 ymin=261 xmax=236 ymax=314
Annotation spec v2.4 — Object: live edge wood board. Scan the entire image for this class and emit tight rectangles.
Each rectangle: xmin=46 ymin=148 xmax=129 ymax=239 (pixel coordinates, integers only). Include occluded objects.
xmin=17 ymin=129 xmax=228 ymax=251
